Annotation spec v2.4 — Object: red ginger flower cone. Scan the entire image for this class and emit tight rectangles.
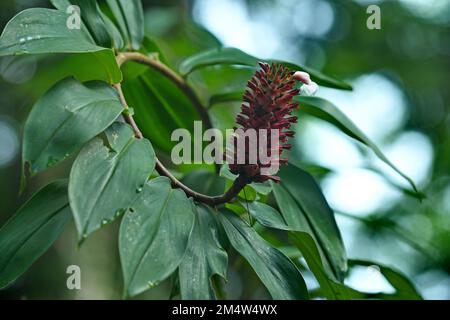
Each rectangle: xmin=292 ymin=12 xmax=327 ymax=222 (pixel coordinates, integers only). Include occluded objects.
xmin=227 ymin=62 xmax=305 ymax=183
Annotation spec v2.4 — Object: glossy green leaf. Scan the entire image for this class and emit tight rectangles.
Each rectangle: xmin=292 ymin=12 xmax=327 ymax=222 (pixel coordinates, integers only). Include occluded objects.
xmin=119 ymin=177 xmax=195 ymax=298
xmin=272 ymin=163 xmax=347 ymax=281
xmin=249 ymin=182 xmax=272 ymax=196
xmin=247 ymin=202 xmax=289 ymax=230
xmin=349 ymin=259 xmax=422 ymax=299
xmin=18 ymin=52 xmax=123 ymax=98
xmin=69 ymin=122 xmax=155 ymax=239
xmin=141 ymin=37 xmax=169 ymax=65
xmin=122 ymin=67 xmax=201 ymax=154
xmin=179 ymin=204 xmax=228 ymax=300
xmin=0 ymin=8 xmax=104 ymax=56
xmin=55 ymin=51 xmax=122 ymax=84
xmin=121 ymin=76 xmax=173 ymax=152
xmin=23 ymin=77 xmax=123 ymax=175
xmin=51 ymin=0 xmax=124 ymax=49
xmin=0 ymin=180 xmax=71 ymax=288
xmin=119 ymin=0 xmax=144 ymax=50
xmin=107 ymin=0 xmax=144 ymax=50
xmin=106 ymin=0 xmax=128 ymax=44
xmin=0 ymin=7 xmax=122 ymax=83
xmin=70 ymin=0 xmax=112 ymax=48
xmin=101 ymin=12 xmax=125 ymax=49
xmin=247 ymin=204 xmax=332 ymax=285
xmin=179 ymin=47 xmax=257 ymax=76
xmin=219 ymin=208 xmax=308 ymax=300
xmin=140 ymin=68 xmax=201 ymax=130
xmin=50 ymin=0 xmax=72 ymax=11
xmin=296 ymin=96 xmax=419 ymax=194
xmin=247 ymin=201 xmax=355 ymax=299
xmin=289 ymin=232 xmax=355 ymax=300
xmin=179 ymin=47 xmax=352 ymax=90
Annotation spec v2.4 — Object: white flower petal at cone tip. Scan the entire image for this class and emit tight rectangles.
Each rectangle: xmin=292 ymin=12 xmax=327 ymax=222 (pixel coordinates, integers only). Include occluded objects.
xmin=300 ymin=81 xmax=319 ymax=96
xmin=293 ymin=71 xmax=312 ymax=85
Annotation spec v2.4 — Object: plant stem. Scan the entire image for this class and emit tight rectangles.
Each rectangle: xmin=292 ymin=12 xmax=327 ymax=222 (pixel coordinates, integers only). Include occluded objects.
xmin=156 ymin=162 xmax=249 ymax=206
xmin=113 ymin=83 xmax=143 ymax=139
xmin=113 ymin=75 xmax=248 ymax=206
xmin=116 ymin=52 xmax=213 ymax=130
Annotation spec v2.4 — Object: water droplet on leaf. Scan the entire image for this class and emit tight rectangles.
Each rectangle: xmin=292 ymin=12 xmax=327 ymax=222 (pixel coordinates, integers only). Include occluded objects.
xmin=46 ymin=156 xmax=59 ymax=168
xmin=115 ymin=209 xmax=125 ymax=218
xmin=147 ymin=281 xmax=159 ymax=288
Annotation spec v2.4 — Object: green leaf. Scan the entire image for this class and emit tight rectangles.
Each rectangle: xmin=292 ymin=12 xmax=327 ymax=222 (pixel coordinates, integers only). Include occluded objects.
xmin=140 ymin=69 xmax=201 ymax=130
xmin=247 ymin=202 xmax=356 ymax=299
xmin=122 ymin=67 xmax=202 ymax=154
xmin=179 ymin=47 xmax=352 ymax=90
xmin=219 ymin=208 xmax=308 ymax=300
xmin=106 ymin=0 xmax=128 ymax=44
xmin=51 ymin=0 xmax=124 ymax=49
xmin=101 ymin=11 xmax=125 ymax=49
xmin=366 ymin=166 xmax=426 ymax=201
xmin=50 ymin=0 xmax=72 ymax=11
xmin=18 ymin=51 xmax=123 ymax=96
xmin=296 ymin=96 xmax=419 ymax=194
xmin=118 ymin=0 xmax=144 ymax=50
xmin=247 ymin=202 xmax=289 ymax=230
xmin=121 ymin=76 xmax=173 ymax=153
xmin=107 ymin=0 xmax=144 ymax=50
xmin=119 ymin=177 xmax=195 ymax=298
xmin=289 ymin=232 xmax=354 ymax=300
xmin=349 ymin=259 xmax=422 ymax=300
xmin=70 ymin=0 xmax=112 ymax=48
xmin=0 ymin=180 xmax=71 ymax=288
xmin=141 ymin=37 xmax=169 ymax=65
xmin=69 ymin=122 xmax=155 ymax=239
xmin=56 ymin=51 xmax=122 ymax=84
xmin=302 ymin=163 xmax=333 ymax=179
xmin=179 ymin=204 xmax=228 ymax=300
xmin=208 ymin=91 xmax=244 ymax=108
xmin=184 ymin=21 xmax=222 ymax=49
xmin=23 ymin=77 xmax=124 ymax=175
xmin=181 ymin=170 xmax=226 ymax=197
xmin=250 ymin=182 xmax=273 ymax=196
xmin=0 ymin=8 xmax=105 ymax=56
xmin=272 ymin=163 xmax=347 ymax=281
xmin=179 ymin=47 xmax=257 ymax=76
xmin=0 ymin=7 xmax=122 ymax=83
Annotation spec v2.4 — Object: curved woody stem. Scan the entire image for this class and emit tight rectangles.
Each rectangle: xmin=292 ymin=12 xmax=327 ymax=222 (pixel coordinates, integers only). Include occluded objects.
xmin=116 ymin=52 xmax=213 ymax=129
xmin=113 ymin=54 xmax=247 ymax=206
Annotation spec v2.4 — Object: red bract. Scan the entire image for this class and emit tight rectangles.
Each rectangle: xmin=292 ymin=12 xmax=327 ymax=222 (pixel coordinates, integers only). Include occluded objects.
xmin=228 ymin=62 xmax=301 ymax=182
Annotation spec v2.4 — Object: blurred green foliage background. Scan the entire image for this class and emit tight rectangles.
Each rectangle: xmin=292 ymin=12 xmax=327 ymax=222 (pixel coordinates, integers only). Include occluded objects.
xmin=0 ymin=0 xmax=449 ymax=299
